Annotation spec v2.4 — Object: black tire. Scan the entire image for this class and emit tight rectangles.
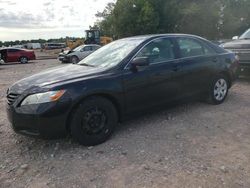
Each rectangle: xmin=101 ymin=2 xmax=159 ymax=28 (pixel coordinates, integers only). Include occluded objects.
xmin=71 ymin=56 xmax=79 ymax=64
xmin=207 ymin=74 xmax=229 ymax=105
xmin=20 ymin=56 xmax=28 ymax=64
xmin=70 ymin=96 xmax=118 ymax=146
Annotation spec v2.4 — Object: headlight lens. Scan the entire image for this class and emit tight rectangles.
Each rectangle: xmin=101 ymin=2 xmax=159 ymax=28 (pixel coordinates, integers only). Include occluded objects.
xmin=219 ymin=44 xmax=224 ymax=48
xmin=21 ymin=90 xmax=66 ymax=106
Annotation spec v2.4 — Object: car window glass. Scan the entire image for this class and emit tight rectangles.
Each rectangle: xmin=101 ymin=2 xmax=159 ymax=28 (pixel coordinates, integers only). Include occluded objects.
xmin=93 ymin=46 xmax=100 ymax=50
xmin=83 ymin=46 xmax=92 ymax=51
xmin=8 ymin=49 xmax=19 ymax=52
xmin=203 ymin=44 xmax=216 ymax=55
xmin=177 ymin=38 xmax=214 ymax=58
xmin=136 ymin=38 xmax=175 ymax=64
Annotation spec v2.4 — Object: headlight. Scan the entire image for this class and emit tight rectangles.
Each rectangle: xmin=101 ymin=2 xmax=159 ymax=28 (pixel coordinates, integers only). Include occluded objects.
xmin=219 ymin=44 xmax=224 ymax=48
xmin=21 ymin=90 xmax=66 ymax=106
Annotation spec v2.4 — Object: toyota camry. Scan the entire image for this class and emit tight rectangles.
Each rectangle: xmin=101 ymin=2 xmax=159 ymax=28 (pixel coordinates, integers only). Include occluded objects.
xmin=6 ymin=34 xmax=239 ymax=146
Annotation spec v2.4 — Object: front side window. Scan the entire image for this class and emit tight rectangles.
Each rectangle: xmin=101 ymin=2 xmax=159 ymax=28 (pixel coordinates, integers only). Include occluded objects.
xmin=177 ymin=38 xmax=215 ymax=58
xmin=136 ymin=38 xmax=175 ymax=64
xmin=83 ymin=46 xmax=92 ymax=51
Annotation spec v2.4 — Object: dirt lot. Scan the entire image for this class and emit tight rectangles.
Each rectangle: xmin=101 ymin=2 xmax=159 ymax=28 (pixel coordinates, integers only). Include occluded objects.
xmin=1 ymin=60 xmax=250 ymax=188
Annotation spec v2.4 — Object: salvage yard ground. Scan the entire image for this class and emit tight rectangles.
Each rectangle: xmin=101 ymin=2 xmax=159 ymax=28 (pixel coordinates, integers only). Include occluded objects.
xmin=1 ymin=60 xmax=250 ymax=188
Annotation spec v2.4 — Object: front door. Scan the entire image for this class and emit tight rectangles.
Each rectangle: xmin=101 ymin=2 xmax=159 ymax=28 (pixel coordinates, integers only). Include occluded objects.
xmin=7 ymin=49 xmax=20 ymax=62
xmin=123 ymin=37 xmax=181 ymax=114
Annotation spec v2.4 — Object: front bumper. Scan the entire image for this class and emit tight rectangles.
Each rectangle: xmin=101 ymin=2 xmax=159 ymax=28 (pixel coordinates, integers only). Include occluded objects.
xmin=6 ymin=99 xmax=72 ymax=138
xmin=227 ymin=49 xmax=250 ymax=74
xmin=58 ymin=55 xmax=70 ymax=63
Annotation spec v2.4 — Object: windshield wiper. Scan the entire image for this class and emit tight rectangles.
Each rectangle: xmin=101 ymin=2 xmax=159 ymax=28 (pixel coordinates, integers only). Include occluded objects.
xmin=79 ymin=63 xmax=96 ymax=67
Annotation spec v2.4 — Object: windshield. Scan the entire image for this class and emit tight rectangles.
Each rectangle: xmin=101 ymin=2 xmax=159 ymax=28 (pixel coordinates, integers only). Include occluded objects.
xmin=239 ymin=29 xmax=250 ymax=39
xmin=73 ymin=45 xmax=84 ymax=51
xmin=78 ymin=38 xmax=145 ymax=68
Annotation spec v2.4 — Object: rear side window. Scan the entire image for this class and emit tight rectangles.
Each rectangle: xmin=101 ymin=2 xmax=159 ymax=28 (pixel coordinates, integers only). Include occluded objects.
xmin=92 ymin=46 xmax=100 ymax=50
xmin=136 ymin=38 xmax=175 ymax=64
xmin=177 ymin=38 xmax=215 ymax=58
xmin=8 ymin=49 xmax=20 ymax=53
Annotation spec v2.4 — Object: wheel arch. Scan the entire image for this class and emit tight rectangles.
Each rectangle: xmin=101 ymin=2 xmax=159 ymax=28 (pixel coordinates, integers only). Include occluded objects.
xmin=65 ymin=93 xmax=122 ymax=132
xmin=219 ymin=71 xmax=232 ymax=88
xmin=19 ymin=56 xmax=29 ymax=62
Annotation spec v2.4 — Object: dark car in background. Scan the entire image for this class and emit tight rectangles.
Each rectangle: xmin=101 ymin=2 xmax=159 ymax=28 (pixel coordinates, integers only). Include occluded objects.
xmin=0 ymin=48 xmax=36 ymax=64
xmin=221 ymin=28 xmax=250 ymax=74
xmin=6 ymin=34 xmax=239 ymax=146
xmin=58 ymin=44 xmax=101 ymax=64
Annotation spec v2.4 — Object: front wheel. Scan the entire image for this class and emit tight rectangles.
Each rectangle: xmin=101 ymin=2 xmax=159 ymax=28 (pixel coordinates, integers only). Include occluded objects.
xmin=207 ymin=75 xmax=229 ymax=105
xmin=70 ymin=97 xmax=118 ymax=146
xmin=71 ymin=56 xmax=79 ymax=64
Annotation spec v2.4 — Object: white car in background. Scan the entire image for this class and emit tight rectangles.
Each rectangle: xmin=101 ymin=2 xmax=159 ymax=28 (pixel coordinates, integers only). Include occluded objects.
xmin=58 ymin=44 xmax=101 ymax=64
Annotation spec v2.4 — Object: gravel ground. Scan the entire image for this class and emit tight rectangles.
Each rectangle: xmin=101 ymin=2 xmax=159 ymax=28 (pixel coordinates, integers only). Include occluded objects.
xmin=1 ymin=60 xmax=250 ymax=188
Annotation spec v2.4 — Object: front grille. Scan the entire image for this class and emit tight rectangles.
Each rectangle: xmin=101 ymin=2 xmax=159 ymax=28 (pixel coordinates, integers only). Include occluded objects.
xmin=7 ymin=93 xmax=20 ymax=105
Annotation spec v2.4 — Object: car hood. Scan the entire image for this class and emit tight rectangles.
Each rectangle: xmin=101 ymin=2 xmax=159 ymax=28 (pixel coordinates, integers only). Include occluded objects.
xmin=9 ymin=64 xmax=105 ymax=94
xmin=59 ymin=50 xmax=72 ymax=56
xmin=223 ymin=39 xmax=250 ymax=49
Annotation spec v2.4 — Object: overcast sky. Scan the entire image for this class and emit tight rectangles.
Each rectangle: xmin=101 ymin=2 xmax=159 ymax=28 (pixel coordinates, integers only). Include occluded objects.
xmin=0 ymin=0 xmax=115 ymax=41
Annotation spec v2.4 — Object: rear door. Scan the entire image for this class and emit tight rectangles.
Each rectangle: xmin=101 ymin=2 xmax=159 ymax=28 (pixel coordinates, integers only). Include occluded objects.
xmin=175 ymin=37 xmax=218 ymax=96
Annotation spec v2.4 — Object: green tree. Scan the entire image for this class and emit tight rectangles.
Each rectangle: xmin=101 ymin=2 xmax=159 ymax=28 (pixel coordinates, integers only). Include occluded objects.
xmin=219 ymin=0 xmax=250 ymax=38
xmin=97 ymin=0 xmax=250 ymax=40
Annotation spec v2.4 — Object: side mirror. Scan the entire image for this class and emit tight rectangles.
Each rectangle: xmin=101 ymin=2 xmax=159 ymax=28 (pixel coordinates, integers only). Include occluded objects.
xmin=129 ymin=57 xmax=149 ymax=72
xmin=130 ymin=57 xmax=149 ymax=68
xmin=232 ymin=36 xmax=239 ymax=40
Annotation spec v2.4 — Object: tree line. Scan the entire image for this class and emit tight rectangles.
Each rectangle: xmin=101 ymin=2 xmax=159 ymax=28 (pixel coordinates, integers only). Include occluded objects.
xmin=96 ymin=0 xmax=250 ymax=40
xmin=0 ymin=37 xmax=82 ymax=47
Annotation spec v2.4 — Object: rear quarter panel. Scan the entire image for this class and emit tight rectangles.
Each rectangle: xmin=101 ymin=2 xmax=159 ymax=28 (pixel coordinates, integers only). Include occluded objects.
xmin=218 ymin=52 xmax=239 ymax=85
xmin=24 ymin=50 xmax=36 ymax=60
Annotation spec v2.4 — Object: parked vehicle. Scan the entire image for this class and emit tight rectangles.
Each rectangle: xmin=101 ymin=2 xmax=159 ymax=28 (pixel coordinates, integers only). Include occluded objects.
xmin=221 ymin=28 xmax=250 ymax=74
xmin=0 ymin=48 xmax=36 ymax=63
xmin=44 ymin=43 xmax=66 ymax=50
xmin=6 ymin=34 xmax=239 ymax=146
xmin=58 ymin=44 xmax=101 ymax=64
xmin=25 ymin=43 xmax=41 ymax=49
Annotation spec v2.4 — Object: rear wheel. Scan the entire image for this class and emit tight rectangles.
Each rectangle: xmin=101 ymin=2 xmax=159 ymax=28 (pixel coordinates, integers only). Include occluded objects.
xmin=20 ymin=56 xmax=28 ymax=64
xmin=71 ymin=56 xmax=79 ymax=64
xmin=70 ymin=97 xmax=118 ymax=146
xmin=207 ymin=75 xmax=229 ymax=105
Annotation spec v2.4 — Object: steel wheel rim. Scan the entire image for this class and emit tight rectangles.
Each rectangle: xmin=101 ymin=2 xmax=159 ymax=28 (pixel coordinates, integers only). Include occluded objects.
xmin=81 ymin=107 xmax=108 ymax=135
xmin=214 ymin=78 xmax=227 ymax=101
xmin=71 ymin=57 xmax=78 ymax=64
xmin=21 ymin=57 xmax=27 ymax=63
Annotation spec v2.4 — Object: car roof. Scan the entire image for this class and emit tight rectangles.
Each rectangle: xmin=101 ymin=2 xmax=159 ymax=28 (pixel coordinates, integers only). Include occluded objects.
xmin=122 ymin=33 xmax=206 ymax=41
xmin=0 ymin=47 xmax=25 ymax=50
xmin=84 ymin=44 xmax=101 ymax=47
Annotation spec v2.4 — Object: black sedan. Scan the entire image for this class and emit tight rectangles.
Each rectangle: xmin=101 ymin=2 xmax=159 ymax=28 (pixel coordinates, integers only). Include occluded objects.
xmin=6 ymin=34 xmax=239 ymax=146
